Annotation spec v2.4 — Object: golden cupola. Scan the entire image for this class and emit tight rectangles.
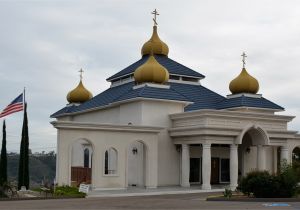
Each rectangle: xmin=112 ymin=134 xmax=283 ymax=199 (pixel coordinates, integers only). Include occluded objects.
xmin=141 ymin=25 xmax=169 ymax=56
xmin=67 ymin=69 xmax=93 ymax=104
xmin=229 ymin=52 xmax=259 ymax=94
xmin=134 ymin=9 xmax=169 ymax=84
xmin=134 ymin=53 xmax=169 ymax=83
xmin=141 ymin=9 xmax=169 ymax=56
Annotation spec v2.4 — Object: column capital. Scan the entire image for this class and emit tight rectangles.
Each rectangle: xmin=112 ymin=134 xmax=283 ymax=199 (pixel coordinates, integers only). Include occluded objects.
xmin=202 ymin=143 xmax=211 ymax=149
xmin=181 ymin=144 xmax=189 ymax=150
xmin=281 ymin=146 xmax=288 ymax=151
xmin=230 ymin=144 xmax=238 ymax=150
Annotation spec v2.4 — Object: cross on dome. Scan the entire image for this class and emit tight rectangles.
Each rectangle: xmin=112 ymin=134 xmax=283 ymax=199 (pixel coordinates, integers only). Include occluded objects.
xmin=241 ymin=52 xmax=247 ymax=68
xmin=152 ymin=9 xmax=159 ymax=26
xmin=79 ymin=68 xmax=84 ymax=80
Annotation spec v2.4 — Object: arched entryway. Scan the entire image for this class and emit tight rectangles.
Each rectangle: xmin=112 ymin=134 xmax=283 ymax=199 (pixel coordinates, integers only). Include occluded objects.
xmin=292 ymin=147 xmax=300 ymax=165
xmin=127 ymin=141 xmax=147 ymax=187
xmin=70 ymin=139 xmax=93 ymax=186
xmin=238 ymin=126 xmax=269 ymax=178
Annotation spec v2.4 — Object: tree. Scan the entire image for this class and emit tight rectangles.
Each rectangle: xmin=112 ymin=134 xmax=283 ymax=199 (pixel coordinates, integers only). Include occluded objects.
xmin=0 ymin=120 xmax=7 ymax=186
xmin=18 ymin=103 xmax=29 ymax=190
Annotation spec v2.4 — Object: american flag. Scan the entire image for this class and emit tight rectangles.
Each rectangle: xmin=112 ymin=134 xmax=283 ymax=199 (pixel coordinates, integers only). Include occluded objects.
xmin=0 ymin=93 xmax=24 ymax=118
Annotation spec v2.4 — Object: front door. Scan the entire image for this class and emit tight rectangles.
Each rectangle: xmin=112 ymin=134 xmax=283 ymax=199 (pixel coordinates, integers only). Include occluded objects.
xmin=189 ymin=158 xmax=200 ymax=183
xmin=211 ymin=158 xmax=219 ymax=184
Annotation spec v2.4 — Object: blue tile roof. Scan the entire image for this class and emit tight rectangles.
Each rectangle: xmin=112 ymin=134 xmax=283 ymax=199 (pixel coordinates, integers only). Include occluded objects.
xmin=51 ymin=82 xmax=190 ymax=118
xmin=51 ymin=81 xmax=284 ymax=118
xmin=216 ymin=95 xmax=284 ymax=110
xmin=170 ymin=83 xmax=225 ymax=111
xmin=51 ymin=105 xmax=77 ymax=117
xmin=114 ymin=85 xmax=189 ymax=103
xmin=106 ymin=55 xmax=205 ymax=81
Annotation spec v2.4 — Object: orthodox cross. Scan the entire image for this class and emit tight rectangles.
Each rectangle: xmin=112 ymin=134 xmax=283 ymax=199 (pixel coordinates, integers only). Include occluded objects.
xmin=79 ymin=68 xmax=84 ymax=80
xmin=241 ymin=52 xmax=247 ymax=68
xmin=152 ymin=9 xmax=159 ymax=26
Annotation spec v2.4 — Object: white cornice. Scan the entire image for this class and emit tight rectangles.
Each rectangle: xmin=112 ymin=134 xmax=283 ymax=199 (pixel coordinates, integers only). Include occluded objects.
xmin=227 ymin=93 xmax=262 ymax=99
xmin=133 ymin=83 xmax=170 ymax=89
xmin=51 ymin=121 xmax=164 ymax=133
xmin=54 ymin=97 xmax=192 ymax=119
xmin=170 ymin=109 xmax=295 ymax=122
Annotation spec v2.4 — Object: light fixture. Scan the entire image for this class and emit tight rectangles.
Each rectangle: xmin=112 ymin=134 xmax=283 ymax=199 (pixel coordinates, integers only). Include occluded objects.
xmin=246 ymin=147 xmax=251 ymax=153
xmin=132 ymin=147 xmax=138 ymax=155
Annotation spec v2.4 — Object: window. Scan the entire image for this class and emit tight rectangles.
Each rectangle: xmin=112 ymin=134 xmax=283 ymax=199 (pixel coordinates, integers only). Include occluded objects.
xmin=182 ymin=77 xmax=199 ymax=82
xmin=84 ymin=148 xmax=90 ymax=168
xmin=104 ymin=148 xmax=118 ymax=175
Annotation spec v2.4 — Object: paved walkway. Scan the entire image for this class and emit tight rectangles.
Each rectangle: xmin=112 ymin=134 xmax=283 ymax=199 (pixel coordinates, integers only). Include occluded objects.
xmin=87 ymin=185 xmax=225 ymax=198
xmin=0 ymin=193 xmax=296 ymax=210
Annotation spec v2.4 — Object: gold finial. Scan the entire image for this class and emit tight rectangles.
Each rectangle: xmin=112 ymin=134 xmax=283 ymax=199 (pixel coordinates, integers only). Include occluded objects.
xmin=241 ymin=52 xmax=247 ymax=68
xmin=151 ymin=9 xmax=159 ymax=26
xmin=79 ymin=68 xmax=84 ymax=81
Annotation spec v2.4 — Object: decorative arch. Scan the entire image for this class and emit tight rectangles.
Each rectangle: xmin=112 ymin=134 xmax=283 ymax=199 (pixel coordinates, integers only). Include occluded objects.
xmin=292 ymin=146 xmax=300 ymax=163
xmin=69 ymin=138 xmax=94 ymax=186
xmin=104 ymin=147 xmax=118 ymax=175
xmin=236 ymin=123 xmax=270 ymax=145
xmin=126 ymin=140 xmax=148 ymax=187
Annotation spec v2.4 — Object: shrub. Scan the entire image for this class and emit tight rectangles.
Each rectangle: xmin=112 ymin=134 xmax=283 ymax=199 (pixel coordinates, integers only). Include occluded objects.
xmin=223 ymin=188 xmax=232 ymax=198
xmin=54 ymin=185 xmax=86 ymax=197
xmin=238 ymin=166 xmax=298 ymax=198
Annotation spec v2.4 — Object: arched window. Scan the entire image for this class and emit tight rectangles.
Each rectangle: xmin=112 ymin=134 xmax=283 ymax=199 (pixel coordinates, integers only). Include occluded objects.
xmin=104 ymin=148 xmax=117 ymax=175
xmin=84 ymin=148 xmax=90 ymax=168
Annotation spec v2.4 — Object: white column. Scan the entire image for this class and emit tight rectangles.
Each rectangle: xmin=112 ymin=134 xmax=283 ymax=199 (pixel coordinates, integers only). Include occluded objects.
xmin=257 ymin=145 xmax=266 ymax=170
xmin=181 ymin=144 xmax=190 ymax=187
xmin=280 ymin=146 xmax=289 ymax=166
xmin=230 ymin=144 xmax=238 ymax=191
xmin=202 ymin=143 xmax=211 ymax=190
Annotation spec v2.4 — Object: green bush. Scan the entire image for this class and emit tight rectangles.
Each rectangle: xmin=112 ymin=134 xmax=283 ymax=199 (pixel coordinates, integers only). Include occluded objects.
xmin=238 ymin=166 xmax=298 ymax=198
xmin=54 ymin=185 xmax=86 ymax=197
xmin=223 ymin=188 xmax=232 ymax=198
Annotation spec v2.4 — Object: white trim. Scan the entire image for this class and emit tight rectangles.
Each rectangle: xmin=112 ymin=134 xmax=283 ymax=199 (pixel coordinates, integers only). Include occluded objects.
xmin=51 ymin=121 xmax=164 ymax=133
xmin=169 ymin=73 xmax=204 ymax=80
xmin=170 ymin=109 xmax=294 ymax=122
xmin=107 ymin=72 xmax=205 ymax=83
xmin=133 ymin=83 xmax=170 ymax=90
xmin=110 ymin=77 xmax=135 ymax=87
xmin=222 ymin=106 xmax=283 ymax=113
xmin=53 ymin=97 xmax=192 ymax=118
xmin=227 ymin=93 xmax=262 ymax=99
xmin=168 ymin=79 xmax=201 ymax=85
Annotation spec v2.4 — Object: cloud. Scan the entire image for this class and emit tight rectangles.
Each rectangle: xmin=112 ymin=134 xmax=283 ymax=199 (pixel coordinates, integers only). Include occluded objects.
xmin=1 ymin=0 xmax=300 ymax=152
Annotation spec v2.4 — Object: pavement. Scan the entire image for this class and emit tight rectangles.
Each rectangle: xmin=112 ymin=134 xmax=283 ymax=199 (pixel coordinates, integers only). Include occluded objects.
xmin=1 ymin=192 xmax=300 ymax=210
xmin=87 ymin=185 xmax=225 ymax=197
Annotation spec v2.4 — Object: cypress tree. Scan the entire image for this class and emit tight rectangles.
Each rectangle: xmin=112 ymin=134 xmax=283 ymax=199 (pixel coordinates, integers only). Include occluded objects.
xmin=18 ymin=103 xmax=29 ymax=190
xmin=0 ymin=120 xmax=7 ymax=186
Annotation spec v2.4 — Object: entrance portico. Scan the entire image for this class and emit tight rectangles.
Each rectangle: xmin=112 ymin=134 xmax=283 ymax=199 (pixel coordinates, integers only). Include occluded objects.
xmin=170 ymin=108 xmax=296 ymax=190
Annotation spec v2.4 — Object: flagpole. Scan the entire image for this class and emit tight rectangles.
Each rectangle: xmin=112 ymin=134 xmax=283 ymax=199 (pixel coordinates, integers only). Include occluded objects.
xmin=23 ymin=87 xmax=26 ymax=112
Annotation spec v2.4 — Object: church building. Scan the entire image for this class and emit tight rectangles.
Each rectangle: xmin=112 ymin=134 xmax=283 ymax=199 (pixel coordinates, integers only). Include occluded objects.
xmin=51 ymin=13 xmax=300 ymax=191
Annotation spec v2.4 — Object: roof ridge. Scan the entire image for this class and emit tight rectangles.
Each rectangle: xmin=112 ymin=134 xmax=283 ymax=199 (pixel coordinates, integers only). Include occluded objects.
xmin=169 ymin=85 xmax=190 ymax=102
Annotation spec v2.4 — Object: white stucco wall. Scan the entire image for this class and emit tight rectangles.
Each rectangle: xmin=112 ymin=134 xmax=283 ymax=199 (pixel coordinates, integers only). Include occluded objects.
xmin=56 ymin=127 xmax=159 ymax=189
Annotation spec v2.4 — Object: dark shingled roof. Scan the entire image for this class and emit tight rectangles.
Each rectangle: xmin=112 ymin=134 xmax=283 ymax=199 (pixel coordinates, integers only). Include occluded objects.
xmin=51 ymin=56 xmax=284 ymax=118
xmin=106 ymin=55 xmax=205 ymax=81
xmin=51 ymin=81 xmax=284 ymax=118
xmin=216 ymin=95 xmax=284 ymax=110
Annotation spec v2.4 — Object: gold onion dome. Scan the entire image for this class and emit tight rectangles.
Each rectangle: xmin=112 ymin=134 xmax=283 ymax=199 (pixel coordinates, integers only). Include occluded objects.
xmin=134 ymin=54 xmax=169 ymax=83
xmin=229 ymin=52 xmax=259 ymax=94
xmin=67 ymin=70 xmax=93 ymax=103
xmin=229 ymin=68 xmax=259 ymax=94
xmin=141 ymin=25 xmax=169 ymax=56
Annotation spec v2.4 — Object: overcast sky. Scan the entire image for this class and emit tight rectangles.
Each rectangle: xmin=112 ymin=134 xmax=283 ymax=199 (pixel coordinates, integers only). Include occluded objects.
xmin=1 ymin=0 xmax=300 ymax=153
